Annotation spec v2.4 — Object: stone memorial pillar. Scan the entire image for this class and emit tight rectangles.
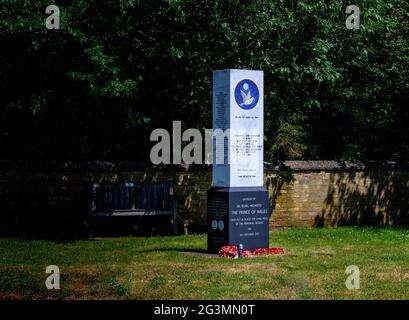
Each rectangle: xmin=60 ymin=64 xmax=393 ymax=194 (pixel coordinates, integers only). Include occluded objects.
xmin=208 ymin=69 xmax=269 ymax=253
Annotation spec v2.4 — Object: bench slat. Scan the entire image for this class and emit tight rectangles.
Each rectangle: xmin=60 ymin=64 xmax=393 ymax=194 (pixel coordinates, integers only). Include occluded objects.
xmin=88 ymin=182 xmax=177 ymax=236
xmin=90 ymin=182 xmax=175 ymax=212
xmin=92 ymin=210 xmax=175 ymax=217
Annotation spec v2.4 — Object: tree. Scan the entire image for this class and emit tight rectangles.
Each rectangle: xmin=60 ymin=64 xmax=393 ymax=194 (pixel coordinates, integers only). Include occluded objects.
xmin=0 ymin=0 xmax=408 ymax=161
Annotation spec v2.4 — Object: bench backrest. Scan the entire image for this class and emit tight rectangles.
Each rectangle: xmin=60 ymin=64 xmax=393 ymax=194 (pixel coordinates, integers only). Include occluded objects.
xmin=90 ymin=182 xmax=174 ymax=211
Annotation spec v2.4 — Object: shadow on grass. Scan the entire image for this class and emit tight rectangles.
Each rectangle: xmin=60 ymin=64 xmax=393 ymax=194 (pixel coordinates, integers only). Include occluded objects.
xmin=135 ymin=248 xmax=209 ymax=254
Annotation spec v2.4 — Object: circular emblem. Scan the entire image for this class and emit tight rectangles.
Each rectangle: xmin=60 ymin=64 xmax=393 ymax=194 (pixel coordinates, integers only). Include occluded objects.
xmin=212 ymin=220 xmax=218 ymax=230
xmin=218 ymin=220 xmax=224 ymax=231
xmin=234 ymin=79 xmax=259 ymax=110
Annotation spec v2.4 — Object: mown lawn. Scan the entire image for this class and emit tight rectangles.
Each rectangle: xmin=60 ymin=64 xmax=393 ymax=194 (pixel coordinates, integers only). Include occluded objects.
xmin=1 ymin=227 xmax=409 ymax=300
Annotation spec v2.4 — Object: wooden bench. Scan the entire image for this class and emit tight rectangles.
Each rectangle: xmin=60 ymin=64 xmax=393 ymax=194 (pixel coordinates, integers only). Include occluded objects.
xmin=88 ymin=182 xmax=177 ymax=237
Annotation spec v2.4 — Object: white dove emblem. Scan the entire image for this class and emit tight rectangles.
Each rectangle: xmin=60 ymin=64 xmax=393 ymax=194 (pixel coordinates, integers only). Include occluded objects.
xmin=239 ymin=83 xmax=254 ymax=106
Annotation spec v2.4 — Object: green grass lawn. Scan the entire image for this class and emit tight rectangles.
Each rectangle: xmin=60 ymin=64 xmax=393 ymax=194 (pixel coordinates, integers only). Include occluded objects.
xmin=1 ymin=227 xmax=409 ymax=300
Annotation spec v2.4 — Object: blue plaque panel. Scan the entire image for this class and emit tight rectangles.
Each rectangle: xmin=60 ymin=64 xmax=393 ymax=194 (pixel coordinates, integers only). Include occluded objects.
xmin=207 ymin=187 xmax=269 ymax=253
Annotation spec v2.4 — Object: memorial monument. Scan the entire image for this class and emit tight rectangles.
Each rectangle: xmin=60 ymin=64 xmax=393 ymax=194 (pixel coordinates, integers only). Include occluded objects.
xmin=208 ymin=69 xmax=269 ymax=253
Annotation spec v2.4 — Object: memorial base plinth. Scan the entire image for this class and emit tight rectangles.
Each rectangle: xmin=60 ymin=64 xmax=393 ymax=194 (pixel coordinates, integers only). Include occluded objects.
xmin=207 ymin=187 xmax=269 ymax=253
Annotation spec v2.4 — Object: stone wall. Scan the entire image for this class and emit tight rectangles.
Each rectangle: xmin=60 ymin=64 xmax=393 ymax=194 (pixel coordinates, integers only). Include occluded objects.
xmin=266 ymin=161 xmax=409 ymax=228
xmin=1 ymin=160 xmax=409 ymax=237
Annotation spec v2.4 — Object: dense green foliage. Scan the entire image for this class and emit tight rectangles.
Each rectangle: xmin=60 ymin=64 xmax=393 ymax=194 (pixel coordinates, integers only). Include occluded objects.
xmin=1 ymin=0 xmax=408 ymax=160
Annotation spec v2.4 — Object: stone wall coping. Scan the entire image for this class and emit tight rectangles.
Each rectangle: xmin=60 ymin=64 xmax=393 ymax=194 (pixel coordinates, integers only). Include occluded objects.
xmin=273 ymin=160 xmax=406 ymax=171
xmin=0 ymin=160 xmax=407 ymax=172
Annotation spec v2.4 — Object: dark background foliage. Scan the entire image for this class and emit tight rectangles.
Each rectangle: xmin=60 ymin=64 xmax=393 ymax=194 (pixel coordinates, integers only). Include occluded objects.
xmin=1 ymin=0 xmax=408 ymax=161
